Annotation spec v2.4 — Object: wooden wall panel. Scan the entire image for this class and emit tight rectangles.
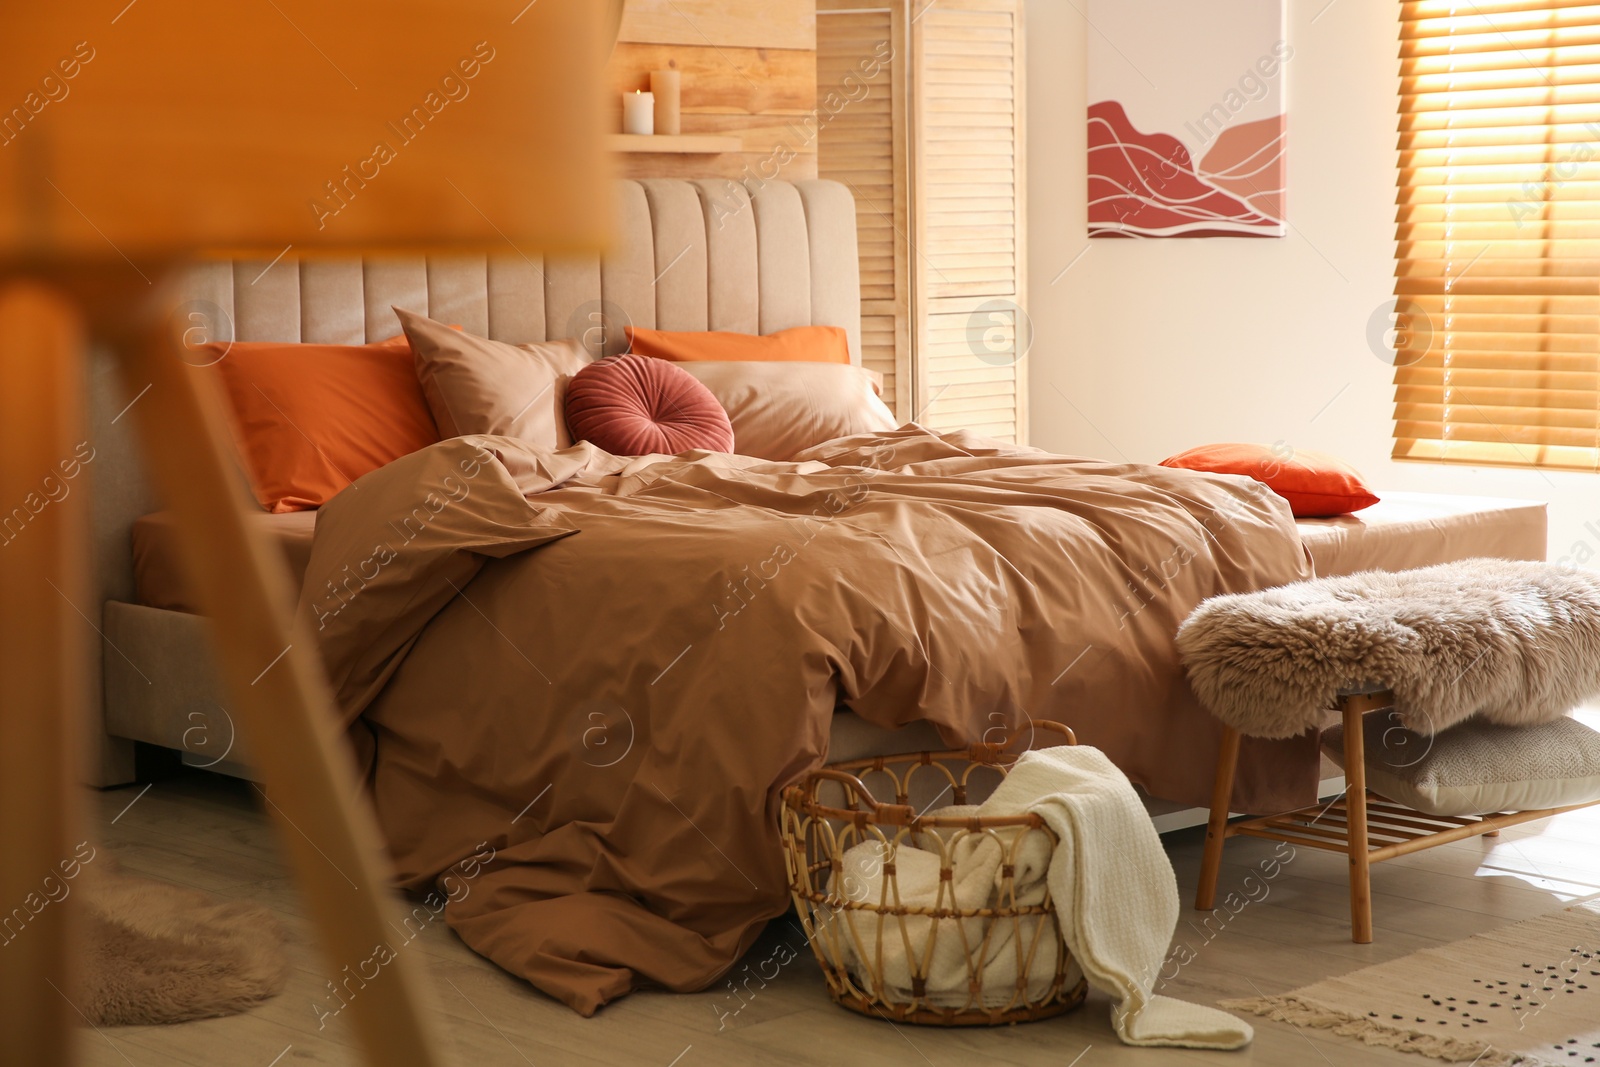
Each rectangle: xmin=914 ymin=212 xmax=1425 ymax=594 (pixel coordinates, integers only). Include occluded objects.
xmin=610 ymin=44 xmax=814 ymax=116
xmin=606 ymin=3 xmax=818 ymax=182
xmin=618 ymin=0 xmax=815 ymax=51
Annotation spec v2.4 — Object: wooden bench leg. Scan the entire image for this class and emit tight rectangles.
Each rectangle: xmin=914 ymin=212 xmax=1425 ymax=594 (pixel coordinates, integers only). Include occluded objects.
xmin=1196 ymin=726 xmax=1241 ymax=910
xmin=1342 ymin=698 xmax=1374 ymax=944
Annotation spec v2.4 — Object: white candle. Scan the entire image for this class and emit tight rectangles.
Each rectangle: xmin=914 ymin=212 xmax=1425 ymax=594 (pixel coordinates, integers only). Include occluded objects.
xmin=622 ymin=90 xmax=654 ymax=136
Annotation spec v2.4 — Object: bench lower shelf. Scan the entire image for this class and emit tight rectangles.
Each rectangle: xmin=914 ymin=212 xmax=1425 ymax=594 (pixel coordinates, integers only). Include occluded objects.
xmin=1196 ymin=689 xmax=1600 ymax=944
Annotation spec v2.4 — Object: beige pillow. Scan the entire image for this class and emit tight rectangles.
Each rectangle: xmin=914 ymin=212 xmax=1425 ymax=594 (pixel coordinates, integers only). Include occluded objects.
xmin=675 ymin=360 xmax=897 ymax=461
xmin=397 ymin=308 xmax=590 ymax=448
xmin=1322 ymin=714 xmax=1600 ymax=816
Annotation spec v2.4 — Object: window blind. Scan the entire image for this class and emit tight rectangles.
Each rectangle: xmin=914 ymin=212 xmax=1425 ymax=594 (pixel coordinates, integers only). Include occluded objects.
xmin=1392 ymin=0 xmax=1600 ymax=471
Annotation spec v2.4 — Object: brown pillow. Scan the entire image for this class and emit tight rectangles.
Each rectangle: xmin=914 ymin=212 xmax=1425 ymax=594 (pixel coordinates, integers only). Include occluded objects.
xmin=676 ymin=361 xmax=897 ymax=461
xmin=397 ymin=308 xmax=590 ymax=448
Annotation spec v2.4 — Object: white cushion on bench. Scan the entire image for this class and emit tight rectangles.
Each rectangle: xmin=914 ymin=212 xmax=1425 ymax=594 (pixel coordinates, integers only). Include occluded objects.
xmin=1322 ymin=714 xmax=1600 ymax=817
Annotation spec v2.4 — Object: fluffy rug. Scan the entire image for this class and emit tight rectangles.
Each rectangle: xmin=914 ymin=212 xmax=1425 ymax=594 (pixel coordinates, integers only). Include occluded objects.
xmin=79 ymin=862 xmax=289 ymax=1025
xmin=1226 ymin=901 xmax=1600 ymax=1066
xmin=1176 ymin=559 xmax=1600 ymax=739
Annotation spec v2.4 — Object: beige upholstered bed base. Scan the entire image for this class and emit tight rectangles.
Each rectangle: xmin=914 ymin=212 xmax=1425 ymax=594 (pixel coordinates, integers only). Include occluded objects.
xmin=88 ymin=178 xmax=861 ymax=783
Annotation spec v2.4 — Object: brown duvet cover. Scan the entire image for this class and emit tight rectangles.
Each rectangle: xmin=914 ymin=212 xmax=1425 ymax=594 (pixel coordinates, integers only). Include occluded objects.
xmin=298 ymin=427 xmax=1313 ymax=1014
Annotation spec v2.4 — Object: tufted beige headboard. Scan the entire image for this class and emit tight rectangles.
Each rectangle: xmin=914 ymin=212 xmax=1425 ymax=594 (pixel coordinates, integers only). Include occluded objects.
xmin=175 ymin=178 xmax=860 ymax=358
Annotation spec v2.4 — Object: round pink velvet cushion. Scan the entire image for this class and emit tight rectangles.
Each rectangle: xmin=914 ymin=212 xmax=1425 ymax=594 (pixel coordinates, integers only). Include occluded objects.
xmin=565 ymin=353 xmax=734 ymax=456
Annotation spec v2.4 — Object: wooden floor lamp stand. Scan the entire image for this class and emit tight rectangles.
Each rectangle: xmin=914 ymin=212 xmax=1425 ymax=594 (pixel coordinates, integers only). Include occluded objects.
xmin=1196 ymin=689 xmax=1598 ymax=945
xmin=0 ymin=284 xmax=89 ymax=1066
xmin=0 ymin=280 xmax=445 ymax=1066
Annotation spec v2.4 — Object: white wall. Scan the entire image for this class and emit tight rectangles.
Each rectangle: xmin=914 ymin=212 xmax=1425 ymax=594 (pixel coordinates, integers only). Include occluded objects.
xmin=1024 ymin=0 xmax=1600 ymax=564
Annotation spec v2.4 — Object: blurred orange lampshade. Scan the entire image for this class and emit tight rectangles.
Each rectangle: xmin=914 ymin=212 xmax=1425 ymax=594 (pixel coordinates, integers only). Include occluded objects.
xmin=0 ymin=0 xmax=611 ymax=263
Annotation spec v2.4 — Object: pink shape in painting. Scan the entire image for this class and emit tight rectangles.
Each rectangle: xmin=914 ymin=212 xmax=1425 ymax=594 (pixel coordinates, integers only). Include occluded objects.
xmin=1088 ymin=101 xmax=1286 ymax=238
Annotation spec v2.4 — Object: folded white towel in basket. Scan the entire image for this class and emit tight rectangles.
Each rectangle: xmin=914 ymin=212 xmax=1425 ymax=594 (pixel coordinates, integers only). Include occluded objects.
xmin=833 ymin=809 xmax=1068 ymax=1010
xmin=834 ymin=744 xmax=1252 ymax=1050
xmin=832 ymin=831 xmax=1068 ymax=1011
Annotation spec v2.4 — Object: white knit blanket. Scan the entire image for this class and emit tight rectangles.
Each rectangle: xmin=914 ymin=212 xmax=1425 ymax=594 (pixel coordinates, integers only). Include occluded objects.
xmin=834 ymin=745 xmax=1252 ymax=1049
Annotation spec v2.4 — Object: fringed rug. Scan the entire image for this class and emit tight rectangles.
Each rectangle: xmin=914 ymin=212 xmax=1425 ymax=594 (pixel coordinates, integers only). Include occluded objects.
xmin=80 ymin=862 xmax=290 ymax=1025
xmin=1226 ymin=901 xmax=1600 ymax=1066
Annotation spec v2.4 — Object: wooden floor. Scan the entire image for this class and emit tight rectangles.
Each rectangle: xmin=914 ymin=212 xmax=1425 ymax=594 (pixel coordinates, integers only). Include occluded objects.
xmin=75 ymin=744 xmax=1600 ymax=1067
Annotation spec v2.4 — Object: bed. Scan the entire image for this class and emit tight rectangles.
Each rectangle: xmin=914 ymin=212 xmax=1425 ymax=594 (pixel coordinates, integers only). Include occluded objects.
xmin=84 ymin=178 xmax=1548 ymax=1014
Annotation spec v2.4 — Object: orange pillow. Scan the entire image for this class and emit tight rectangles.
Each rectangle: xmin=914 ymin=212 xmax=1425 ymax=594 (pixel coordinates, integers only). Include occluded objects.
xmin=205 ymin=334 xmax=440 ymax=513
xmin=1159 ymin=444 xmax=1380 ymax=518
xmin=626 ymin=325 xmax=851 ymax=365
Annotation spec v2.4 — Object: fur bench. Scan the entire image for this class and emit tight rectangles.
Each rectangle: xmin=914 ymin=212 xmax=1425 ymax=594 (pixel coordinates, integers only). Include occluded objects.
xmin=1176 ymin=558 xmax=1600 ymax=740
xmin=1176 ymin=559 xmax=1600 ymax=943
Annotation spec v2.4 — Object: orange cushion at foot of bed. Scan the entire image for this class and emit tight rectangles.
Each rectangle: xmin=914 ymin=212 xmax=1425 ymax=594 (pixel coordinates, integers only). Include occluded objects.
xmin=1160 ymin=443 xmax=1380 ymax=517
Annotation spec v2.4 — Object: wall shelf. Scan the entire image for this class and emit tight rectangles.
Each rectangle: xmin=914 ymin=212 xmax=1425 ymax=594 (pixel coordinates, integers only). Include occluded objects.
xmin=608 ymin=133 xmax=742 ymax=154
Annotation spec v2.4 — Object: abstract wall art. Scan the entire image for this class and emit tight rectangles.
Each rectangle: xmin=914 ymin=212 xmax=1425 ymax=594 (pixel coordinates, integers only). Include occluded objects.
xmin=1087 ymin=0 xmax=1288 ymax=238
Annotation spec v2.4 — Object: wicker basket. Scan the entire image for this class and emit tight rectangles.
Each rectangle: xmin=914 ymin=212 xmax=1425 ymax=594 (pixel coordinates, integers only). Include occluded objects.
xmin=780 ymin=720 xmax=1088 ymax=1026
